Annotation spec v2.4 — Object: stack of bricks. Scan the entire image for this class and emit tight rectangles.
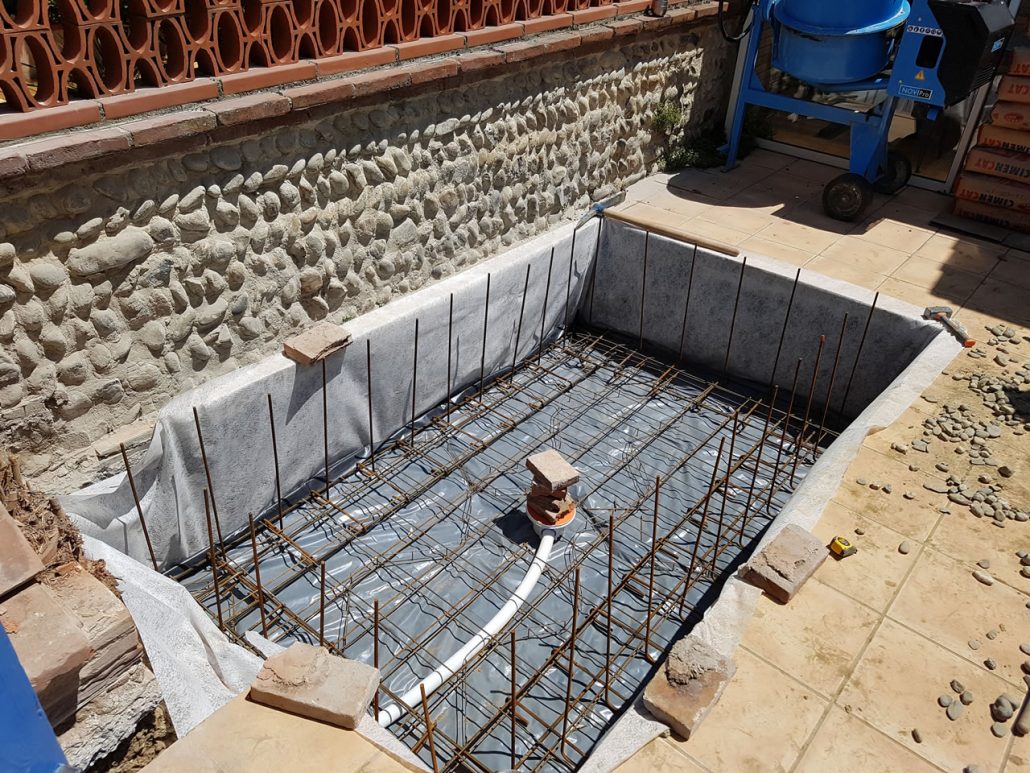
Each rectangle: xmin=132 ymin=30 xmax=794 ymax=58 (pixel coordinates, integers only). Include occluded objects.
xmin=525 ymin=449 xmax=579 ymax=525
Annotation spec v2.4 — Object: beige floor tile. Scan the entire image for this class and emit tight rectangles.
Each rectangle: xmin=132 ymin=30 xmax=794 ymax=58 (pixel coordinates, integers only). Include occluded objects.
xmin=853 ymin=216 xmax=936 ymax=254
xmin=611 ymin=201 xmax=694 ymax=232
xmin=835 ymin=447 xmax=942 ymax=541
xmin=739 ymin=236 xmax=814 ymax=267
xmin=988 ymin=254 xmax=1030 ymax=291
xmin=838 ymin=618 xmax=1014 ymax=773
xmin=888 ymin=547 xmax=1030 ymax=688
xmin=929 ymin=508 xmax=1030 ymax=588
xmin=679 ymin=647 xmax=827 ymax=772
xmin=877 ymin=202 xmax=945 ymax=231
xmin=915 ymin=233 xmax=1007 ymax=274
xmin=892 ymin=259 xmax=990 ymax=300
xmin=779 ymin=158 xmax=843 ymax=184
xmin=878 ymin=276 xmax=979 ymax=312
xmin=891 ymin=186 xmax=953 ymax=214
xmin=861 ymin=404 xmax=934 ymax=457
xmin=819 ymin=234 xmax=913 ymax=275
xmin=742 ymin=578 xmax=881 ymax=697
xmin=615 ymin=737 xmax=707 ymax=772
xmin=795 ymin=705 xmax=942 ymax=773
xmin=805 ymin=255 xmax=888 ymax=291
xmin=628 ymin=178 xmax=714 ymax=219
xmin=959 ymin=278 xmax=1030 ymax=329
xmin=810 ymin=500 xmax=919 ymax=612
xmin=665 ymin=167 xmax=762 ymax=202
xmin=678 ymin=217 xmax=754 ymax=247
xmin=741 ymin=148 xmax=793 ymax=171
xmin=1005 ymin=736 xmax=1030 ymax=772
xmin=756 ymin=219 xmax=842 ymax=254
xmin=694 ymin=203 xmax=776 ymax=235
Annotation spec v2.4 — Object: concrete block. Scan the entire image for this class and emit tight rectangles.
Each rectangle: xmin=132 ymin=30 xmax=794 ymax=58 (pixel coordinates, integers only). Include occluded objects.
xmin=741 ymin=524 xmax=828 ymax=603
xmin=1 ymin=583 xmax=94 ymax=726
xmin=642 ymin=635 xmax=735 ymax=739
xmin=49 ymin=564 xmax=142 ymax=707
xmin=0 ymin=504 xmax=44 ymax=597
xmin=248 ymin=642 xmax=378 ymax=729
xmin=525 ymin=449 xmax=580 ymax=492
xmin=283 ymin=322 xmax=353 ymax=366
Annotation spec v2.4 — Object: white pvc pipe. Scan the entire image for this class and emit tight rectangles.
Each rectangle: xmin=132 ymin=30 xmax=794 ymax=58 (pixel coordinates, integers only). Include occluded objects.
xmin=378 ymin=528 xmax=557 ymax=726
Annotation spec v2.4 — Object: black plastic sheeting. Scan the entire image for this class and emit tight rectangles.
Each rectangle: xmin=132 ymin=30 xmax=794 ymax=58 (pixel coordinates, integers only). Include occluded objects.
xmin=182 ymin=334 xmax=811 ymax=771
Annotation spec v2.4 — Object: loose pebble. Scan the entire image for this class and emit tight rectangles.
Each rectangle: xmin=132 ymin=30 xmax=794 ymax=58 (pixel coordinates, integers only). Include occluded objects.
xmin=898 ymin=541 xmax=912 ymax=555
xmin=856 ymin=478 xmax=868 ymax=486
xmin=973 ymin=570 xmax=994 ymax=586
xmin=1020 ymin=643 xmax=1030 ymax=656
xmin=985 ymin=658 xmax=997 ymax=671
xmin=938 ymin=694 xmax=953 ymax=707
xmin=911 ymin=728 xmax=922 ymax=744
xmin=947 ymin=701 xmax=965 ymax=720
xmin=854 ymin=527 xmax=865 ymax=536
xmin=951 ymin=679 xmax=965 ymax=693
xmin=960 ymin=690 xmax=974 ymax=705
xmin=969 ymin=639 xmax=981 ymax=650
xmin=991 ymin=722 xmax=1009 ymax=738
xmin=977 ymin=559 xmax=991 ymax=569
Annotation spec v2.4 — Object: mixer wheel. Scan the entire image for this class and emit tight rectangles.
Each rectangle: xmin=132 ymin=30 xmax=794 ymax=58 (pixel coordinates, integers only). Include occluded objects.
xmin=823 ymin=174 xmax=873 ymax=222
xmin=873 ymin=152 xmax=913 ymax=195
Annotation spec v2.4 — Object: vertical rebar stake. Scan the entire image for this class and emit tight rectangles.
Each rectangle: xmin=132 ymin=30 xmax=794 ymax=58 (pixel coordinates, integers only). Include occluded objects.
xmin=714 ymin=410 xmax=741 ymax=555
xmin=322 ymin=359 xmax=330 ymax=497
xmin=411 ymin=318 xmax=419 ymax=445
xmin=605 ymin=512 xmax=614 ymax=708
xmin=638 ymin=231 xmax=650 ymax=351
xmin=561 ymin=567 xmax=581 ymax=757
xmin=768 ymin=359 xmax=802 ymax=512
xmin=681 ymin=437 xmax=725 ymax=615
xmin=677 ymin=244 xmax=699 ymax=362
xmin=120 ymin=443 xmax=157 ymax=570
xmin=838 ymin=291 xmax=879 ymax=418
xmin=479 ymin=274 xmax=492 ymax=397
xmin=510 ymin=629 xmax=517 ymax=770
xmin=511 ymin=264 xmax=531 ymax=376
xmin=366 ymin=339 xmax=375 ymax=472
xmin=420 ymin=684 xmax=439 ymax=773
xmin=446 ymin=295 xmax=453 ymax=423
xmin=740 ymin=387 xmax=778 ymax=544
xmin=373 ymin=599 xmax=380 ymax=721
xmin=267 ymin=394 xmax=284 ymax=528
xmin=248 ymin=512 xmax=268 ymax=637
xmin=539 ymin=247 xmax=555 ymax=353
xmin=563 ymin=226 xmax=579 ymax=336
xmin=319 ymin=561 xmax=326 ymax=648
xmin=792 ymin=335 xmax=826 ymax=483
xmin=815 ymin=312 xmax=849 ymax=450
xmin=722 ymin=256 xmax=748 ymax=377
xmin=644 ymin=475 xmax=660 ymax=661
xmin=192 ymin=407 xmax=224 ymax=545
xmin=203 ymin=488 xmax=223 ymax=630
xmin=769 ymin=268 xmax=801 ymax=389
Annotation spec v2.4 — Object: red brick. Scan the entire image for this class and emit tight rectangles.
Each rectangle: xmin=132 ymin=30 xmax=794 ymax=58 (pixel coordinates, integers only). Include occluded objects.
xmin=570 ymin=6 xmax=617 ymax=24
xmin=640 ymin=10 xmax=674 ymax=28
xmin=219 ymin=62 xmax=318 ymax=96
xmin=499 ymin=31 xmax=581 ymax=62
xmin=605 ymin=17 xmax=643 ymax=34
xmin=0 ymin=505 xmax=44 ymax=597
xmin=399 ymin=57 xmax=460 ymax=85
xmin=694 ymin=0 xmax=719 ymax=17
xmin=0 ymin=101 xmax=102 ymax=142
xmin=667 ymin=6 xmax=698 ymax=23
xmin=613 ymin=0 xmax=649 ymax=14
xmin=347 ymin=68 xmax=412 ymax=98
xmin=0 ymin=149 xmax=29 ymax=179
xmin=315 ymin=49 xmax=398 ymax=76
xmin=578 ymin=23 xmax=616 ymax=43
xmin=124 ymin=110 xmax=218 ymax=147
xmin=206 ymin=93 xmax=291 ymax=126
xmin=390 ymin=34 xmax=465 ymax=60
xmin=522 ymin=14 xmax=573 ymax=34
xmin=282 ymin=79 xmax=357 ymax=110
xmin=99 ymin=79 xmax=219 ymax=120
xmin=21 ymin=126 xmax=132 ymax=173
xmin=456 ymin=50 xmax=506 ymax=73
xmin=463 ymin=23 xmax=524 ymax=47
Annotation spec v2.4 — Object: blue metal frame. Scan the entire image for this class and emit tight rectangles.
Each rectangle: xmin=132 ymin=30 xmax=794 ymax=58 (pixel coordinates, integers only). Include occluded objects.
xmin=0 ymin=627 xmax=70 ymax=773
xmin=724 ymin=2 xmax=900 ymax=182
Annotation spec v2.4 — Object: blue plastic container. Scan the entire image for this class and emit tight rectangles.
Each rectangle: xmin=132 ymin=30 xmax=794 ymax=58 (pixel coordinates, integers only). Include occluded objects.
xmin=772 ymin=0 xmax=910 ymax=85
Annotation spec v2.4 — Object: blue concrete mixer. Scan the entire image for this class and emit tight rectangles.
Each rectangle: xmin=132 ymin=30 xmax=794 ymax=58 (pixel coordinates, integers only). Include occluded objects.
xmin=721 ymin=0 xmax=1015 ymax=221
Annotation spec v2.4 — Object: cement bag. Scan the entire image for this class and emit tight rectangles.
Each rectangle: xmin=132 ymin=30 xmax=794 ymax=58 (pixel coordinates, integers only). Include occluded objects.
xmin=1008 ymin=46 xmax=1030 ymax=76
xmin=954 ymin=171 xmax=1030 ymax=212
xmin=953 ymin=199 xmax=1030 ymax=233
xmin=991 ymin=101 xmax=1030 ymax=131
xmin=978 ymin=124 xmax=1030 ymax=155
xmin=964 ymin=146 xmax=1030 ymax=184
xmin=997 ymin=76 xmax=1030 ymax=104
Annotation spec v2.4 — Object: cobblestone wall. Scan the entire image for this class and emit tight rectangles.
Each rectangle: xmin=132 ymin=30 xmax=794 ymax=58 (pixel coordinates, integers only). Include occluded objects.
xmin=0 ymin=25 xmax=731 ymax=488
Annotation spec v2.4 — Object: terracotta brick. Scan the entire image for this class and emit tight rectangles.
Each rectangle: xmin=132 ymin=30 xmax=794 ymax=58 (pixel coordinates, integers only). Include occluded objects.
xmin=219 ymin=62 xmax=319 ymax=96
xmin=283 ymin=322 xmax=352 ymax=365
xmin=400 ymin=58 xmax=460 ymax=85
xmin=206 ymin=93 xmax=291 ymax=126
xmin=99 ymin=80 xmax=219 ymax=120
xmin=606 ymin=17 xmax=643 ymax=34
xmin=571 ymin=6 xmax=617 ymax=24
xmin=456 ymin=50 xmax=506 ymax=73
xmin=579 ymin=23 xmax=616 ymax=44
xmin=21 ymin=127 xmax=132 ymax=173
xmin=282 ymin=79 xmax=357 ymax=110
xmin=123 ymin=110 xmax=217 ymax=147
xmin=1 ymin=583 xmax=94 ymax=726
xmin=499 ymin=31 xmax=581 ymax=63
xmin=315 ymin=49 xmax=398 ymax=77
xmin=521 ymin=14 xmax=573 ymax=34
xmin=667 ymin=6 xmax=698 ymax=23
xmin=640 ymin=10 xmax=674 ymax=28
xmin=0 ymin=102 xmax=102 ymax=142
xmin=0 ymin=149 xmax=29 ymax=179
xmin=390 ymin=34 xmax=465 ymax=60
xmin=613 ymin=0 xmax=649 ymax=14
xmin=347 ymin=68 xmax=411 ymax=98
xmin=694 ymin=0 xmax=719 ymax=17
xmin=463 ymin=23 xmax=524 ymax=47
xmin=0 ymin=505 xmax=44 ymax=597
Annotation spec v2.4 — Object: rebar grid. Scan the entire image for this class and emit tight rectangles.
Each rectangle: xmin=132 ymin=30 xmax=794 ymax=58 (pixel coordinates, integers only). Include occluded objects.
xmin=174 ymin=328 xmax=832 ymax=772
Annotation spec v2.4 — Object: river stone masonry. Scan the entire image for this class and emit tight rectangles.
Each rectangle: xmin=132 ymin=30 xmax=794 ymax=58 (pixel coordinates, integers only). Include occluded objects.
xmin=0 ymin=25 xmax=732 ymax=491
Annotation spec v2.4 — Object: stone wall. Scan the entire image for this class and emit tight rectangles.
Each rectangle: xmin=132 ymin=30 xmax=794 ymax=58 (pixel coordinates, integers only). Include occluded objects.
xmin=0 ymin=22 xmax=732 ymax=490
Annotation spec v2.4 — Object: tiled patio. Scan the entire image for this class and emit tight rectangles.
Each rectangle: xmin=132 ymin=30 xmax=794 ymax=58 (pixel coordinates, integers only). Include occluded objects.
xmin=614 ymin=151 xmax=1030 ymax=773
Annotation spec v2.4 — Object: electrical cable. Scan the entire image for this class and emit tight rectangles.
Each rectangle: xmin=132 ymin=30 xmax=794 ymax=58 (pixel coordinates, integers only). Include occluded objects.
xmin=718 ymin=0 xmax=757 ymax=43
